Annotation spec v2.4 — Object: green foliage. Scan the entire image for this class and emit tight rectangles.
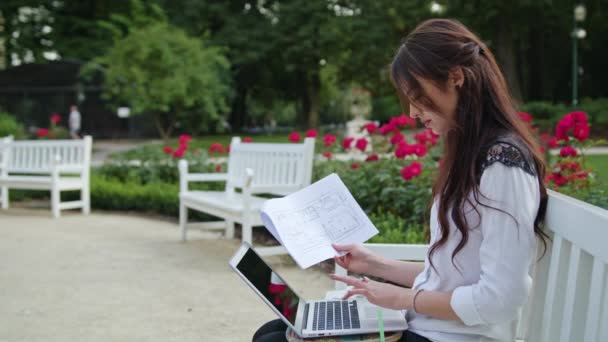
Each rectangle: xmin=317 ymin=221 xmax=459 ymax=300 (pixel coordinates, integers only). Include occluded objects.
xmin=519 ymin=101 xmax=570 ymax=130
xmin=90 ymin=174 xmax=179 ymax=216
xmin=0 ymin=111 xmax=26 ymax=138
xmin=368 ymin=210 xmax=428 ymax=244
xmin=520 ymin=98 xmax=608 ymax=133
xmin=85 ymin=12 xmax=232 ymax=138
xmin=371 ymin=96 xmax=403 ymax=123
xmin=313 ymin=158 xmax=434 ymax=227
xmin=100 ymin=145 xmax=214 ymax=185
xmin=579 ymin=98 xmax=608 ymax=127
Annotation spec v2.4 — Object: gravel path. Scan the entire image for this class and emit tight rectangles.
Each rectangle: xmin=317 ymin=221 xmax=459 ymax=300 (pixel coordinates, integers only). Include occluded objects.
xmin=0 ymin=209 xmax=333 ymax=342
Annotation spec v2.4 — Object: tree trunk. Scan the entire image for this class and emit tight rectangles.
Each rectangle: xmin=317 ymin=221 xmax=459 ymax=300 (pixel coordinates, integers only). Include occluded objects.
xmin=495 ymin=10 xmax=523 ymax=103
xmin=527 ymin=10 xmax=544 ymax=101
xmin=306 ymin=71 xmax=321 ymax=129
xmin=229 ymin=80 xmax=248 ymax=132
xmin=154 ymin=112 xmax=175 ymax=141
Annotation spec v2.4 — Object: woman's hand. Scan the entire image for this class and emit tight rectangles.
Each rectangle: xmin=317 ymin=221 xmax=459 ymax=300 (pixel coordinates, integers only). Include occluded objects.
xmin=332 ymin=243 xmax=383 ymax=276
xmin=329 ymin=274 xmax=412 ymax=311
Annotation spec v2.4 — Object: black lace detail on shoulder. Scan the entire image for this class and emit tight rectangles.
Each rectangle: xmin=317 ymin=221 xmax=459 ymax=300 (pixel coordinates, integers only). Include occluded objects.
xmin=478 ymin=141 xmax=536 ymax=183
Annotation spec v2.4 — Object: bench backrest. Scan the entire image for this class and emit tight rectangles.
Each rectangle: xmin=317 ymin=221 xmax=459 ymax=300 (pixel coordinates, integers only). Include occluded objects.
xmin=522 ymin=190 xmax=608 ymax=342
xmin=225 ymin=137 xmax=315 ymax=195
xmin=4 ymin=136 xmax=92 ymax=174
xmin=334 ymin=191 xmax=608 ymax=341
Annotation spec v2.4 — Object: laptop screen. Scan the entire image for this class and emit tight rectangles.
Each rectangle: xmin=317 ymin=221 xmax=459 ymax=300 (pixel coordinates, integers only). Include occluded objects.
xmin=236 ymin=248 xmax=301 ymax=325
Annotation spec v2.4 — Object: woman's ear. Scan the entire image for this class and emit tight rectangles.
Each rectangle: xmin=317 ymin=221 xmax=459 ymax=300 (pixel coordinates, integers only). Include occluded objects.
xmin=449 ymin=67 xmax=464 ymax=89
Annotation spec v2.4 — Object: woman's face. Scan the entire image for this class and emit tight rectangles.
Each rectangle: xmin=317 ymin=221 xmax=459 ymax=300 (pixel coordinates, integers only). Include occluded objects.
xmin=408 ymin=73 xmax=462 ymax=135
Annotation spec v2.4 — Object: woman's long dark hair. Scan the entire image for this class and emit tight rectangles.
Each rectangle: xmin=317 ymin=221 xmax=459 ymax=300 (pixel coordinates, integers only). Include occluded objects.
xmin=390 ymin=19 xmax=549 ymax=271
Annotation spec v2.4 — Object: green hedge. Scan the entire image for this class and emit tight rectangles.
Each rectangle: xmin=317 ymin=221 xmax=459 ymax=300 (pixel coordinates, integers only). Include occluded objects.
xmin=0 ymin=111 xmax=26 ymax=138
xmin=519 ymin=97 xmax=608 ymax=134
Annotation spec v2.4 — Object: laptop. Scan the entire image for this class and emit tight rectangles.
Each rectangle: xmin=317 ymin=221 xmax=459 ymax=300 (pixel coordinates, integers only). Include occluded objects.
xmin=229 ymin=242 xmax=409 ymax=338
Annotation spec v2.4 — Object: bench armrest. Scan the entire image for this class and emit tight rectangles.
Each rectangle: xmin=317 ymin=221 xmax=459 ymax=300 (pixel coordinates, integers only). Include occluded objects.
xmin=183 ymin=173 xmax=229 ymax=182
xmin=53 ymin=163 xmax=86 ymax=173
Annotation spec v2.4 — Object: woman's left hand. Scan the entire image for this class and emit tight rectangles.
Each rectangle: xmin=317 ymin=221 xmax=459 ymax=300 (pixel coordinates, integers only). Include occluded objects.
xmin=329 ymin=274 xmax=413 ymax=311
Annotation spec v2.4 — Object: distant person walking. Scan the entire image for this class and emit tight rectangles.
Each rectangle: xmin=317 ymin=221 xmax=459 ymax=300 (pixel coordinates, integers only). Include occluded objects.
xmin=69 ymin=105 xmax=81 ymax=139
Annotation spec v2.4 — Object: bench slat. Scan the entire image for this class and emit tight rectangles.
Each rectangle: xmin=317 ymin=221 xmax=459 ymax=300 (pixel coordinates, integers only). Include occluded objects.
xmin=584 ymin=259 xmax=605 ymax=342
xmin=540 ymin=235 xmax=570 ymax=342
xmin=560 ymin=245 xmax=592 ymax=342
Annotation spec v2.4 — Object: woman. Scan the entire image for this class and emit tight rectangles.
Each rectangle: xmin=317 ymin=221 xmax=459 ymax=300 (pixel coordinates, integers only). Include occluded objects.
xmin=253 ymin=18 xmax=547 ymax=342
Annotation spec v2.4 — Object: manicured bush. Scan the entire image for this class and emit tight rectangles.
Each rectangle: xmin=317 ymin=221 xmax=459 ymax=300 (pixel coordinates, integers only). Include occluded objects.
xmin=0 ymin=111 xmax=26 ymax=138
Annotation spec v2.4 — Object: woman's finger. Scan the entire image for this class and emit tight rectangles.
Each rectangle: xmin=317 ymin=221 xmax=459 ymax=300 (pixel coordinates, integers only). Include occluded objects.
xmin=343 ymin=288 xmax=368 ymax=300
xmin=332 ymin=243 xmax=355 ymax=252
xmin=333 ymin=256 xmax=347 ymax=268
xmin=329 ymin=274 xmax=365 ymax=287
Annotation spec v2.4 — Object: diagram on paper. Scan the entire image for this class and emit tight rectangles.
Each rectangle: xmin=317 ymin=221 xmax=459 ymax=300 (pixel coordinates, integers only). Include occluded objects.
xmin=272 ymin=191 xmax=363 ymax=253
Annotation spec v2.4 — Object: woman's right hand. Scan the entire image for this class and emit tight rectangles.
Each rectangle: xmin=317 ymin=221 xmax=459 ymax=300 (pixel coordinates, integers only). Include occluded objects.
xmin=332 ymin=243 xmax=382 ymax=276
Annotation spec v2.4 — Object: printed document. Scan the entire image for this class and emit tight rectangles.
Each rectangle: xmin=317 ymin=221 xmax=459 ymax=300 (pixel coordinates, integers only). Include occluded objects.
xmin=261 ymin=173 xmax=378 ymax=269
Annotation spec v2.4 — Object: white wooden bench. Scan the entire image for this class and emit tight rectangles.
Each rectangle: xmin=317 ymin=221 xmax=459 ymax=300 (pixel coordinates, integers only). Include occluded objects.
xmin=334 ymin=190 xmax=608 ymax=341
xmin=0 ymin=136 xmax=93 ymax=218
xmin=178 ymin=136 xmax=315 ymax=255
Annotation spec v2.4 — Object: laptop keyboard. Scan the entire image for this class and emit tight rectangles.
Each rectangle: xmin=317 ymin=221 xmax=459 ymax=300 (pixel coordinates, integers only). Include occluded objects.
xmin=309 ymin=301 xmax=360 ymax=331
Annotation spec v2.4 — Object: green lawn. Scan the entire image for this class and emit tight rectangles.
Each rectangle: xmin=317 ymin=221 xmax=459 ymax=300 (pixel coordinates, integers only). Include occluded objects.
xmin=586 ymin=154 xmax=608 ymax=182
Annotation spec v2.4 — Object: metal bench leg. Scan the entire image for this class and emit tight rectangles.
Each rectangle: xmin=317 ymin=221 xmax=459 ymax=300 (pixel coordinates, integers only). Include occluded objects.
xmin=179 ymin=202 xmax=187 ymax=242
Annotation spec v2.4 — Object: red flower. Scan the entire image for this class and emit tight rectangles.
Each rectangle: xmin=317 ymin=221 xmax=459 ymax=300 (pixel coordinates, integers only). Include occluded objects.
xmin=163 ymin=146 xmax=173 ymax=155
xmin=547 ymin=137 xmax=558 ymax=148
xmin=288 ymin=132 xmax=301 ymax=143
xmin=570 ymin=111 xmax=588 ymax=123
xmin=551 ymin=173 xmax=569 ymax=187
xmin=414 ymin=129 xmax=438 ymax=146
xmin=390 ymin=132 xmax=405 ymax=145
xmin=378 ymin=123 xmax=396 ymax=135
xmin=540 ymin=133 xmax=551 ymax=143
xmin=365 ymin=154 xmax=379 ymax=162
xmin=226 ymin=144 xmax=231 ymax=153
xmin=179 ymin=134 xmax=192 ymax=145
xmin=342 ymin=137 xmax=354 ymax=150
xmin=401 ymin=161 xmax=423 ymax=181
xmin=37 ymin=128 xmax=49 ymax=137
xmin=413 ymin=144 xmax=428 ymax=157
xmin=559 ymin=146 xmax=577 ymax=157
xmin=209 ymin=142 xmax=226 ymax=154
xmin=392 ymin=114 xmax=416 ymax=128
xmin=555 ymin=112 xmax=587 ymax=141
xmin=517 ymin=112 xmax=532 ymax=122
xmin=215 ymin=164 xmax=222 ymax=172
xmin=305 ymin=129 xmax=318 ymax=138
xmin=322 ymin=134 xmax=336 ymax=147
xmin=395 ymin=143 xmax=414 ymax=159
xmin=350 ymin=162 xmax=360 ymax=170
xmin=322 ymin=151 xmax=332 ymax=160
xmin=355 ymin=138 xmax=368 ymax=151
xmin=243 ymin=137 xmax=253 ymax=143
xmin=50 ymin=113 xmax=61 ymax=124
xmin=573 ymin=122 xmax=590 ymax=142
xmin=364 ymin=122 xmax=378 ymax=134
xmin=172 ymin=146 xmax=186 ymax=158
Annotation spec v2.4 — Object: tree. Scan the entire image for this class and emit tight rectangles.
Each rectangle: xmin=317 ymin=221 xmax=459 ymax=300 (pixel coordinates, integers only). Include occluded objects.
xmin=89 ymin=23 xmax=231 ymax=139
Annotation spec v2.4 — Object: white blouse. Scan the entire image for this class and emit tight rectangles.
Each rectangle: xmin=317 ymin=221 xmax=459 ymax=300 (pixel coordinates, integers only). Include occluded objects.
xmin=407 ymin=161 xmax=540 ymax=342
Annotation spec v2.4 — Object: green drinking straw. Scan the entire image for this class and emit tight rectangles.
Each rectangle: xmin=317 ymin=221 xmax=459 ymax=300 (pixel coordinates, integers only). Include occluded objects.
xmin=377 ymin=308 xmax=385 ymax=342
